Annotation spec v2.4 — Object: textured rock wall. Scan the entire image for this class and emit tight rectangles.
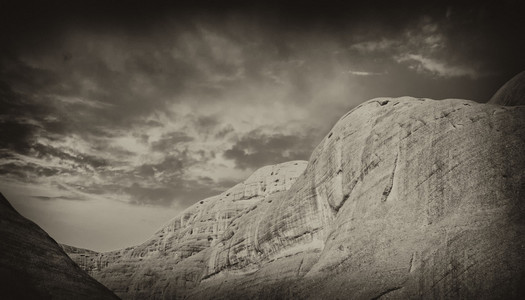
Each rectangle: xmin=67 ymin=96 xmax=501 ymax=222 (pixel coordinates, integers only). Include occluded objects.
xmin=66 ymin=96 xmax=525 ymax=299
xmin=294 ymin=97 xmax=525 ymax=299
xmin=0 ymin=193 xmax=119 ymax=300
xmin=190 ymin=97 xmax=525 ymax=300
xmin=65 ymin=161 xmax=307 ymax=299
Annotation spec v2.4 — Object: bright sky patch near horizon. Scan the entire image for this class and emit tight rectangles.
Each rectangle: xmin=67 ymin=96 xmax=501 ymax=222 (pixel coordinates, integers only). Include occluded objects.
xmin=1 ymin=1 xmax=524 ymax=251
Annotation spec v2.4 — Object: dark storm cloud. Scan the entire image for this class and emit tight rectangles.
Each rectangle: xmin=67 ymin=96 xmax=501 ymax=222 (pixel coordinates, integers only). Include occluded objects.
xmin=0 ymin=121 xmax=39 ymax=155
xmin=32 ymin=144 xmax=107 ymax=169
xmin=1 ymin=0 xmax=524 ymax=206
xmin=215 ymin=124 xmax=235 ymax=139
xmin=125 ymin=184 xmax=176 ymax=206
xmin=223 ymin=130 xmax=317 ymax=169
xmin=152 ymin=154 xmax=190 ymax=173
xmin=151 ymin=132 xmax=194 ymax=152
xmin=195 ymin=115 xmax=220 ymax=131
xmin=133 ymin=155 xmax=187 ymax=180
xmin=3 ymin=1 xmax=523 ymax=76
xmin=124 ymin=177 xmax=220 ymax=207
xmin=0 ymin=161 xmax=65 ymax=181
xmin=83 ymin=163 xmax=222 ymax=207
xmin=0 ymin=78 xmax=64 ymax=154
xmin=1 ymin=25 xmax=201 ymax=144
xmin=31 ymin=195 xmax=83 ymax=201
xmin=1 ymin=1 xmax=523 ymax=133
xmin=95 ymin=149 xmax=218 ymax=206
xmin=0 ymin=162 xmax=32 ymax=179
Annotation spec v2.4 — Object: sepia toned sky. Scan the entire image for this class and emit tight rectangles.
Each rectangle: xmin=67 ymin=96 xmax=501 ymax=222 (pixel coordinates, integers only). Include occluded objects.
xmin=1 ymin=1 xmax=524 ymax=251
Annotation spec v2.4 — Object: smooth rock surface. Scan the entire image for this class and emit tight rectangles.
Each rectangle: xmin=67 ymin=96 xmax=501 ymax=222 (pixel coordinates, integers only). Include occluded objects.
xmin=0 ymin=193 xmax=120 ymax=300
xmin=489 ymin=71 xmax=525 ymax=106
xmin=66 ymin=97 xmax=525 ymax=299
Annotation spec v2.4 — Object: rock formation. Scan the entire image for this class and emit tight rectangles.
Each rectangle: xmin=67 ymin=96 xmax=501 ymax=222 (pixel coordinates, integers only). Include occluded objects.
xmin=63 ymin=161 xmax=308 ymax=298
xmin=489 ymin=71 xmax=525 ymax=106
xmin=0 ymin=193 xmax=119 ymax=300
xmin=65 ymin=94 xmax=525 ymax=299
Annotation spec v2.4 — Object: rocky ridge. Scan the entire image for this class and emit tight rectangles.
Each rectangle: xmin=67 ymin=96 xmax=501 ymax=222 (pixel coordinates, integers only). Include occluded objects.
xmin=63 ymin=160 xmax=308 ymax=298
xmin=0 ymin=193 xmax=119 ymax=300
xmin=191 ymin=96 xmax=525 ymax=299
xmin=66 ymin=94 xmax=525 ymax=299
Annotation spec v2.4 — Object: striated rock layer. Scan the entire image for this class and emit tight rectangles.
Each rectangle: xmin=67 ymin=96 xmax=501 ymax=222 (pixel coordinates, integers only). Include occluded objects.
xmin=63 ymin=161 xmax=308 ymax=298
xmin=66 ymin=96 xmax=525 ymax=299
xmin=0 ymin=193 xmax=119 ymax=300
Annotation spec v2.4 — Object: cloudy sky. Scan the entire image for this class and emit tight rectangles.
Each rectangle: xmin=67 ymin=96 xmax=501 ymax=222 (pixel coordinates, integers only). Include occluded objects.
xmin=1 ymin=1 xmax=524 ymax=251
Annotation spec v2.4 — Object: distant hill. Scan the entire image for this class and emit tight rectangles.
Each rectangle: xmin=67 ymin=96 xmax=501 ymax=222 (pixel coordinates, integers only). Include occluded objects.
xmin=0 ymin=193 xmax=119 ymax=300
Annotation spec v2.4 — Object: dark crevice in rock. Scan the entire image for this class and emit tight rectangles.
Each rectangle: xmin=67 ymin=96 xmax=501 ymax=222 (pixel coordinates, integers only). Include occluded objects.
xmin=381 ymin=154 xmax=398 ymax=202
xmin=201 ymin=266 xmax=223 ymax=281
xmin=408 ymin=253 xmax=415 ymax=273
xmin=334 ymin=179 xmax=356 ymax=212
xmin=287 ymin=227 xmax=322 ymax=241
xmin=296 ymin=258 xmax=305 ymax=277
xmin=370 ymin=286 xmax=403 ymax=300
xmin=342 ymin=193 xmax=350 ymax=203
xmin=414 ymin=117 xmax=427 ymax=126
xmin=319 ymin=252 xmax=353 ymax=272
xmin=469 ymin=113 xmax=488 ymax=123
xmin=414 ymin=160 xmax=464 ymax=191
xmin=225 ymin=235 xmax=235 ymax=267
xmin=440 ymin=110 xmax=452 ymax=118
xmin=399 ymin=119 xmax=427 ymax=141
xmin=361 ymin=159 xmax=381 ymax=180
xmin=378 ymin=99 xmax=390 ymax=106
xmin=334 ymin=155 xmax=381 ymax=212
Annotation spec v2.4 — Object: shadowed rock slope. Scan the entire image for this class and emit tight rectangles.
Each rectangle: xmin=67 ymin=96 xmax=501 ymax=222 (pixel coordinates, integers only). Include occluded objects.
xmin=489 ymin=71 xmax=525 ymax=106
xmin=66 ymin=97 xmax=525 ymax=299
xmin=0 ymin=193 xmax=120 ymax=300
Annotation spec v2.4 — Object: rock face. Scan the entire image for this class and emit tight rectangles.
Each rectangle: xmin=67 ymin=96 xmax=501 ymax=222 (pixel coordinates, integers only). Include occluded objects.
xmin=489 ymin=71 xmax=525 ymax=106
xmin=66 ymin=97 xmax=525 ymax=299
xmin=63 ymin=161 xmax=308 ymax=298
xmin=0 ymin=193 xmax=120 ymax=300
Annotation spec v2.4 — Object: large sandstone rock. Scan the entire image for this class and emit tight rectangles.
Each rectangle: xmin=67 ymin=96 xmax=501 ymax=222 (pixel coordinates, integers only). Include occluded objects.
xmin=0 ymin=193 xmax=119 ymax=300
xmin=66 ymin=97 xmax=525 ymax=299
xmin=63 ymin=161 xmax=308 ymax=298
xmin=489 ymin=71 xmax=525 ymax=106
